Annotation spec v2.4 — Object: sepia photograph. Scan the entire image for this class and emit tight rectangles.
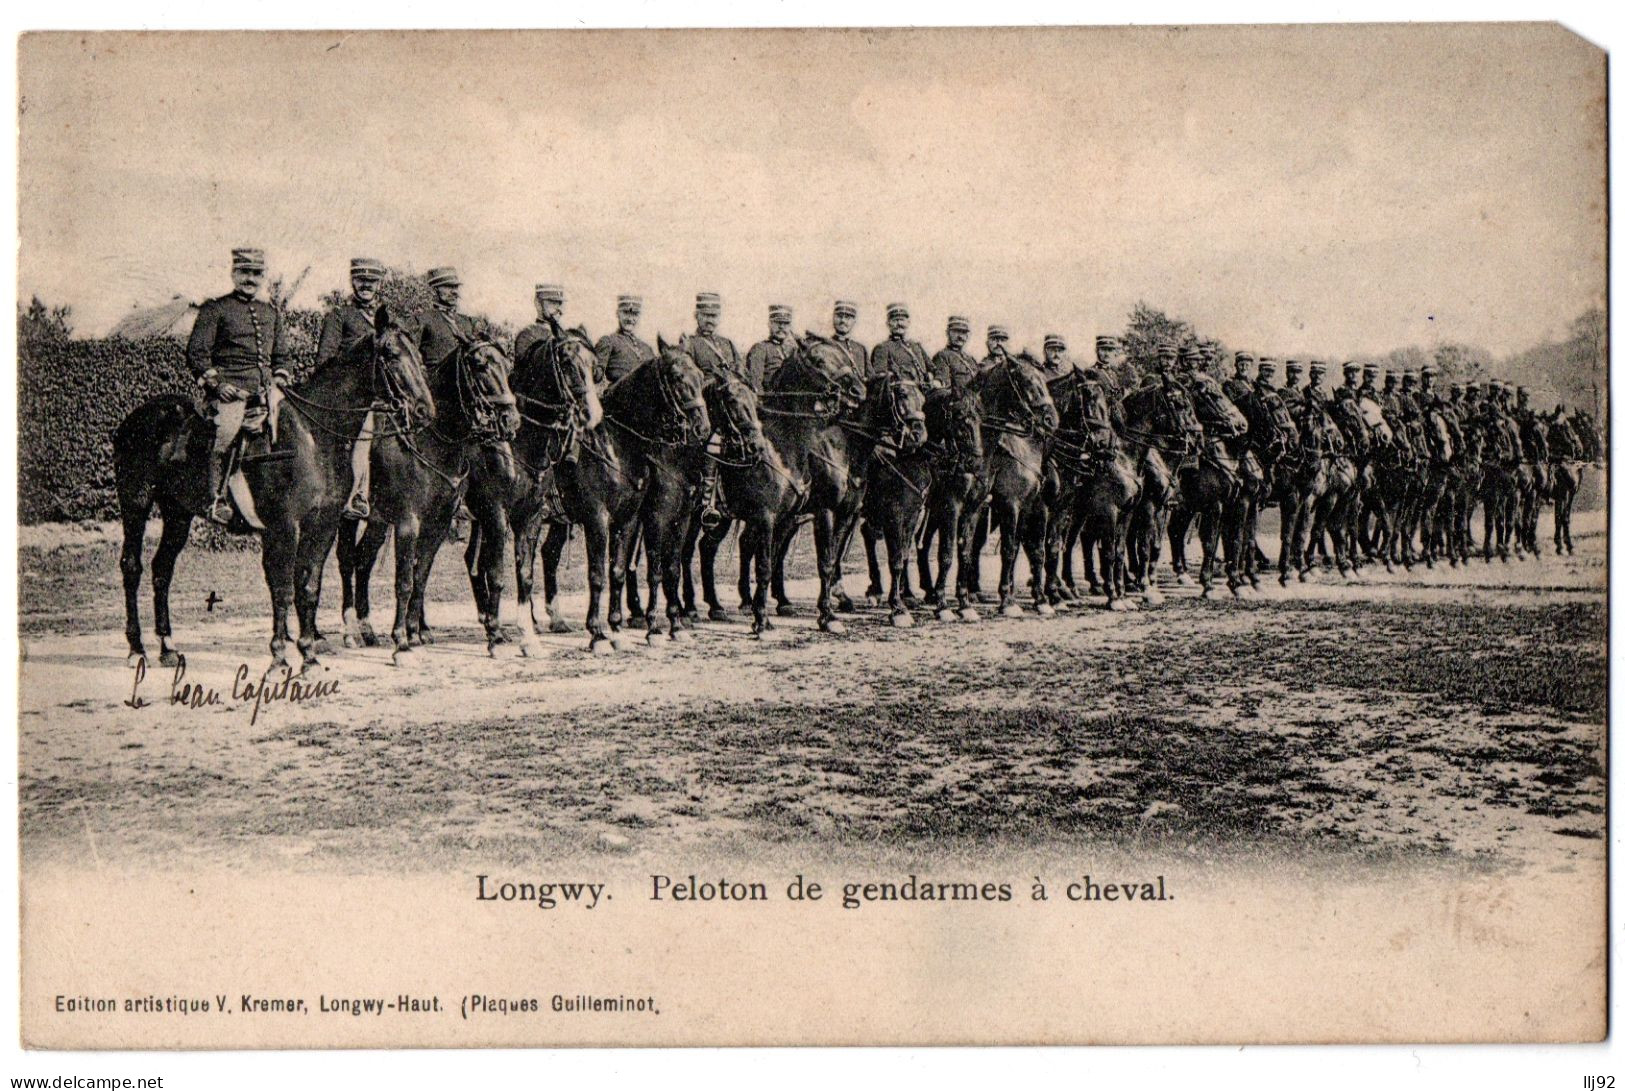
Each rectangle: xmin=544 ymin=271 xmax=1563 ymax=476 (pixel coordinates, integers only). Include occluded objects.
xmin=10 ymin=20 xmax=1610 ymax=1055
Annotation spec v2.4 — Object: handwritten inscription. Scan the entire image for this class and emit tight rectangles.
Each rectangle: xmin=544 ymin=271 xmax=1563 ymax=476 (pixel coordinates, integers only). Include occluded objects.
xmin=126 ymin=659 xmax=339 ymax=725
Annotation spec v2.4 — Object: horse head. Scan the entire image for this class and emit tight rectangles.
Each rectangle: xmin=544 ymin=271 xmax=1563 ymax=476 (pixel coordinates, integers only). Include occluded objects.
xmin=775 ymin=335 xmax=864 ymax=415
xmin=372 ymin=304 xmax=435 ymax=426
xmin=1186 ymin=371 xmax=1248 ymax=438
xmin=1001 ymin=352 xmax=1060 ymax=437
xmin=1357 ymin=396 xmax=1394 ymax=448
xmin=517 ymin=328 xmax=602 ymax=434
xmin=704 ymin=370 xmax=767 ymax=461
xmin=874 ymin=373 xmax=928 ymax=451
xmin=650 ymin=338 xmax=711 ymax=444
xmin=462 ymin=339 xmax=522 ymax=441
xmin=925 ymin=384 xmax=984 ymax=474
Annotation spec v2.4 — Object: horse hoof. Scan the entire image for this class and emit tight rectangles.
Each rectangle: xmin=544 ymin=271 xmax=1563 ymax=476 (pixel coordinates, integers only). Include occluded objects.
xmin=834 ymin=596 xmax=857 ymax=614
xmin=359 ymin=623 xmax=379 ymax=647
xmin=890 ymin=611 xmax=914 ymax=628
xmin=628 ymin=613 xmax=647 ymax=628
xmin=1108 ymin=599 xmax=1131 ymax=613
xmin=936 ymin=608 xmax=957 ymax=623
xmin=776 ymin=603 xmax=796 ymax=617
xmin=313 ymin=636 xmax=335 ymax=657
xmin=999 ymin=604 xmax=1025 ymax=618
xmin=390 ymin=646 xmax=413 ymax=666
xmin=518 ymin=634 xmax=542 ymax=658
xmin=126 ymin=651 xmax=147 ymax=669
xmin=958 ymin=607 xmax=982 ymax=623
xmin=975 ymin=592 xmax=998 ymax=605
xmin=1174 ymin=573 xmax=1194 ymax=587
xmin=863 ymin=593 xmax=881 ymax=608
xmin=819 ymin=618 xmax=847 ymax=635
xmin=670 ymin=627 xmax=692 ymax=643
xmin=549 ymin=618 xmax=575 ymax=634
xmin=299 ymin=656 xmax=322 ymax=675
xmin=589 ymin=638 xmax=615 ymax=657
xmin=342 ymin=632 xmax=357 ymax=649
xmin=709 ymin=606 xmax=733 ymax=622
xmin=1035 ymin=603 xmax=1056 ymax=617
xmin=420 ymin=630 xmax=436 ymax=646
xmin=1142 ymin=588 xmax=1165 ymax=606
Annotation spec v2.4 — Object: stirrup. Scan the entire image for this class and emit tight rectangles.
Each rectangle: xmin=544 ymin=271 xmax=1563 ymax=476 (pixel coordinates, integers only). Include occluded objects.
xmin=207 ymin=497 xmax=236 ymax=526
xmin=700 ymin=505 xmax=725 ymax=530
xmin=342 ymin=495 xmax=371 ymax=521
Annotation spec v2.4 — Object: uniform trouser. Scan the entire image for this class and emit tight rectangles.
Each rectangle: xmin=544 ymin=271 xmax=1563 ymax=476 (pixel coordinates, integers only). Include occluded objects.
xmin=348 ymin=410 xmax=375 ymax=506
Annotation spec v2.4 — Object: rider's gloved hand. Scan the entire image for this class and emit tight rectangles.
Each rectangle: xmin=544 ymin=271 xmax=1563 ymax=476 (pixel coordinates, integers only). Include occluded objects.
xmin=217 ymin=382 xmax=247 ymax=403
xmin=199 ymin=367 xmax=220 ymax=392
xmin=273 ymin=368 xmax=292 ymax=388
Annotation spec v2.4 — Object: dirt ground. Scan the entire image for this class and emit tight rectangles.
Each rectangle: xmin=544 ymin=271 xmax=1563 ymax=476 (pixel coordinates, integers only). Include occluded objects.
xmin=17 ymin=508 xmax=1607 ymax=876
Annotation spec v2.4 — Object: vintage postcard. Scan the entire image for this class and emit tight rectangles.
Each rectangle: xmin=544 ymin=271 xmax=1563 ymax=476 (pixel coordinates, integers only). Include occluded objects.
xmin=14 ymin=23 xmax=1607 ymax=1049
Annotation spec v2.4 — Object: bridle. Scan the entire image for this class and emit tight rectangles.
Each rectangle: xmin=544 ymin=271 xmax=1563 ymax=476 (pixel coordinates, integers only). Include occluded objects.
xmin=432 ymin=340 xmax=517 ymax=448
xmin=759 ymin=342 xmax=862 ymax=422
xmin=279 ymin=328 xmax=431 ymax=441
xmin=980 ymin=356 xmax=1053 ymax=438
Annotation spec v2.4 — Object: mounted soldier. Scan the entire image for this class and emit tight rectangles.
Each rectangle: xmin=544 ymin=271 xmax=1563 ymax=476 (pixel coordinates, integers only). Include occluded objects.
xmin=686 ymin=291 xmax=746 ymax=386
xmin=417 ymin=267 xmax=479 ymax=370
xmin=514 ymin=283 xmax=570 ymax=369
xmin=1303 ymin=361 xmax=1330 ymax=412
xmin=931 ymin=315 xmax=978 ymax=391
xmin=1278 ymin=360 xmax=1306 ymax=413
xmin=1335 ymin=361 xmax=1362 ymax=404
xmin=1222 ymin=350 xmax=1255 ymax=405
xmin=746 ymin=303 xmax=798 ymax=391
xmin=1418 ymin=364 xmax=1446 ymax=412
xmin=184 ymin=246 xmax=293 ymax=524
xmin=981 ymin=324 xmax=1013 ymax=372
xmin=316 ymin=257 xmax=385 ymax=520
xmin=1034 ymin=333 xmax=1075 ymax=386
xmin=595 ymin=294 xmax=656 ymax=384
xmin=869 ymin=303 xmax=937 ymax=389
xmin=1359 ymin=363 xmax=1381 ymax=399
xmin=830 ymin=300 xmax=868 ymax=377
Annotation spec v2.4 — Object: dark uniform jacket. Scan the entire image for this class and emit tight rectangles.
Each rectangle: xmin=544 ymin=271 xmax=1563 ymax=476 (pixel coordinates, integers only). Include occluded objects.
xmin=831 ymin=336 xmax=868 ymax=378
xmin=1334 ymin=381 xmax=1363 ymax=404
xmin=315 ymin=299 xmax=378 ymax=369
xmin=869 ymin=336 xmax=936 ymax=388
xmin=186 ymin=292 xmax=292 ymax=388
xmin=745 ymin=338 xmax=797 ymax=391
xmin=686 ymin=332 xmax=745 ymax=386
xmin=596 ymin=329 xmax=656 ymax=384
xmin=1221 ymin=375 xmax=1253 ymax=406
xmin=513 ymin=321 xmax=555 ymax=365
xmin=418 ymin=306 xmax=478 ymax=370
xmin=932 ymin=346 xmax=979 ymax=391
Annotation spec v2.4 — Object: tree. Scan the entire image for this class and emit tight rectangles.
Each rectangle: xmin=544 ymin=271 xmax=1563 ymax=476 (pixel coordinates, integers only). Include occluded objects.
xmin=18 ymin=295 xmax=73 ymax=344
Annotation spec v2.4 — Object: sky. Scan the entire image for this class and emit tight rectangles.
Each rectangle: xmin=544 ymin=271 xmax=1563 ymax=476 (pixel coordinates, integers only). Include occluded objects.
xmin=17 ymin=25 xmax=1607 ymax=359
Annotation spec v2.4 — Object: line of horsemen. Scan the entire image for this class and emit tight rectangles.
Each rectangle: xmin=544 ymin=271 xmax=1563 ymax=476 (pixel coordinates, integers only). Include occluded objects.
xmin=133 ymin=247 xmax=1601 ymax=668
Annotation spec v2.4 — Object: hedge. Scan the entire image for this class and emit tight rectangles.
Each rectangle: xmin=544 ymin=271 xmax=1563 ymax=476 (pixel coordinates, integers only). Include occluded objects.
xmin=17 ymin=334 xmax=318 ymax=524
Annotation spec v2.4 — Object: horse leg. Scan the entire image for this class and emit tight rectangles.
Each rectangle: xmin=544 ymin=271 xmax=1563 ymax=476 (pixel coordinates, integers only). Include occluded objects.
xmin=747 ymin=517 xmax=774 ymax=636
xmin=772 ymin=518 xmax=797 ymax=615
xmin=1276 ymin=491 xmax=1297 ymax=586
xmin=917 ymin=512 xmax=938 ymax=607
xmin=350 ymin=517 xmax=388 ymax=648
xmin=829 ymin=493 xmax=863 ymax=614
xmin=969 ymin=505 xmax=992 ymax=601
xmin=293 ymin=508 xmax=343 ymax=669
xmin=580 ymin=513 xmax=614 ymax=654
xmin=512 ymin=508 xmax=546 ymax=657
xmin=995 ymin=499 xmax=1026 ymax=617
xmin=149 ymin=502 xmax=192 ymax=668
xmin=862 ymin=519 xmax=884 ymax=605
xmin=260 ymin=518 xmax=299 ymax=671
xmin=625 ymin=531 xmax=646 ymax=626
xmin=541 ymin=522 xmax=574 ymax=632
xmin=407 ymin=506 xmax=454 ymax=646
xmin=813 ymin=507 xmax=845 ymax=634
xmin=884 ymin=517 xmax=914 ymax=627
xmin=930 ymin=500 xmax=956 ymax=621
xmin=1024 ymin=506 xmax=1054 ymax=615
xmin=119 ymin=506 xmax=151 ymax=665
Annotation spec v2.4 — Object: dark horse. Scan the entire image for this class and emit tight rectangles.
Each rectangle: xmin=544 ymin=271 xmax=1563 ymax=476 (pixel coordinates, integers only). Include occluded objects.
xmin=688 ymin=335 xmax=871 ymax=633
xmin=531 ymin=338 xmax=710 ymax=653
xmin=914 ymin=384 xmax=988 ymax=622
xmin=1069 ymin=378 xmax=1144 ymax=611
xmin=969 ymin=352 xmax=1059 ymax=618
xmin=1545 ymin=411 xmax=1585 ymax=555
xmin=336 ymin=336 xmax=520 ymax=663
xmin=1119 ymin=379 xmax=1199 ymax=602
xmin=115 ymin=305 xmax=434 ymax=671
xmin=848 ymin=375 xmax=937 ymax=627
xmin=1164 ymin=371 xmax=1251 ymax=597
xmin=461 ymin=325 xmax=603 ymax=656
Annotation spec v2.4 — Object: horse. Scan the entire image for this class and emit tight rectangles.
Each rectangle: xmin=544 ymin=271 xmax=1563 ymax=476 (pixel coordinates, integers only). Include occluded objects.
xmin=1023 ymin=370 xmax=1101 ymax=614
xmin=853 ymin=378 xmax=941 ymax=627
xmin=914 ymin=383 xmax=988 ymax=622
xmin=1228 ymin=382 xmax=1297 ymax=591
xmin=1512 ymin=412 xmax=1550 ymax=558
xmin=336 ymin=335 xmax=520 ymax=662
xmin=1118 ymin=380 xmax=1195 ymax=601
xmin=1478 ymin=412 xmax=1523 ymax=563
xmin=1545 ymin=412 xmax=1584 ymax=555
xmin=969 ymin=351 xmax=1059 ymax=617
xmin=459 ymin=325 xmax=603 ymax=656
xmin=1278 ymin=398 xmax=1348 ymax=583
xmin=114 ymin=304 xmax=434 ymax=671
xmin=1069 ymin=379 xmax=1143 ymax=611
xmin=686 ymin=336 xmax=861 ymax=633
xmin=532 ymin=338 xmax=710 ymax=653
xmin=1164 ymin=372 xmax=1251 ymax=597
xmin=1322 ymin=394 xmax=1386 ymax=573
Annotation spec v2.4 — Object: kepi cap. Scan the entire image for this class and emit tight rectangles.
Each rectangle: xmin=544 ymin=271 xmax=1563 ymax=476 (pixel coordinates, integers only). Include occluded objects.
xmin=695 ymin=291 xmax=722 ymax=312
xmin=427 ymin=266 xmax=461 ymax=288
xmin=349 ymin=257 xmax=385 ymax=280
xmin=1043 ymin=333 xmax=1066 ymax=351
xmin=768 ymin=304 xmax=793 ymax=321
xmin=834 ymin=300 xmax=859 ymax=317
xmin=231 ymin=247 xmax=266 ymax=272
xmin=616 ymin=294 xmax=643 ymax=312
xmin=886 ymin=302 xmax=909 ymax=321
xmin=534 ymin=283 xmax=565 ymax=303
xmin=946 ymin=315 xmax=971 ymax=333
